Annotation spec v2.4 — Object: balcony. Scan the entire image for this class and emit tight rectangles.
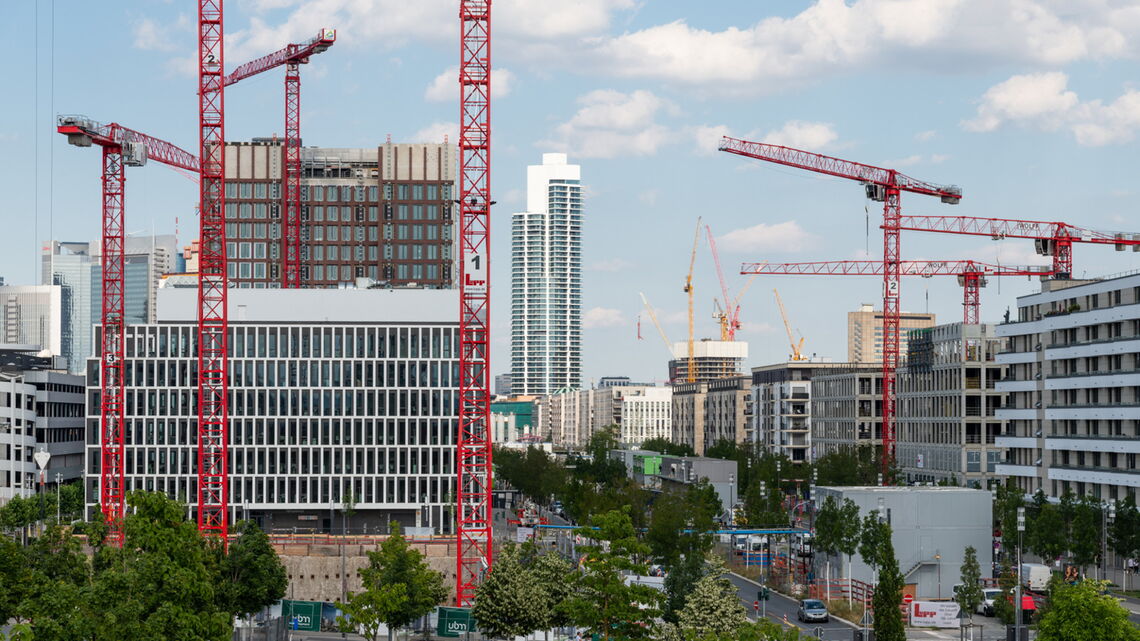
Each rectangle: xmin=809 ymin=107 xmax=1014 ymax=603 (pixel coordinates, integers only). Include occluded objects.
xmin=1044 ymin=436 xmax=1140 ymax=454
xmin=995 ymin=350 xmax=1037 ymax=365
xmin=995 ymin=435 xmax=1038 ymax=449
xmin=1047 ymin=465 xmax=1140 ymax=487
xmin=993 ymin=463 xmax=1038 ymax=478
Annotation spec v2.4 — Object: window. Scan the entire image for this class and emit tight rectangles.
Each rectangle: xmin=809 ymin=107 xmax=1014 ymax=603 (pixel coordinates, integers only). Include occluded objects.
xmin=313 ymin=206 xmax=324 ymax=222
xmin=397 ymin=245 xmax=408 ymax=259
xmin=341 ymin=265 xmax=351 ymax=280
xmin=398 ymin=225 xmax=409 ymax=240
xmin=255 ymin=183 xmax=268 ymax=199
xmin=254 ymin=262 xmax=266 ymax=279
xmin=426 ymin=184 xmax=438 ymax=200
xmin=328 ymin=226 xmax=339 ymax=241
xmin=313 ymin=186 xmax=325 ymax=201
xmin=412 ymin=205 xmax=424 ymax=220
xmin=342 ymin=207 xmax=352 ymax=221
xmin=412 ymin=225 xmax=423 ymax=240
xmin=412 ymin=185 xmax=424 ymax=200
xmin=239 ymin=262 xmax=252 ymax=278
xmin=239 ymin=183 xmax=253 ymax=198
xmin=313 ymin=246 xmax=324 ymax=260
xmin=368 ymin=186 xmax=379 ymax=201
xmin=342 ymin=187 xmax=352 ymax=202
xmin=239 ymin=243 xmax=252 ymax=258
xmin=426 ymin=205 xmax=438 ymax=219
xmin=427 ymin=245 xmax=437 ymax=259
xmin=313 ymin=265 xmax=324 ymax=280
xmin=398 ymin=205 xmax=409 ymax=220
xmin=239 ymin=204 xmax=252 ymax=219
xmin=328 ymin=245 xmax=339 ymax=260
xmin=254 ymin=224 xmax=267 ymax=239
xmin=254 ymin=203 xmax=267 ymax=219
xmin=368 ymin=227 xmax=378 ymax=241
xmin=397 ymin=184 xmax=409 ymax=199
xmin=368 ymin=246 xmax=378 ymax=260
xmin=427 ymin=225 xmax=438 ymax=240
xmin=253 ymin=243 xmax=267 ymax=259
xmin=239 ymin=223 xmax=253 ymax=238
xmin=966 ymin=451 xmax=981 ymax=472
xmin=226 ymin=242 xmax=237 ymax=258
xmin=225 ymin=183 xmax=238 ymax=198
xmin=368 ymin=206 xmax=378 ymax=221
xmin=313 ymin=227 xmax=324 ymax=241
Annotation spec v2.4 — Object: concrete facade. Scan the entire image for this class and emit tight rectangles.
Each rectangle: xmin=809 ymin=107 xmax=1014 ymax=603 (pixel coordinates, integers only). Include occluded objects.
xmin=811 ymin=366 xmax=883 ymax=459
xmin=752 ymin=361 xmax=861 ymax=463
xmin=897 ymin=323 xmax=1006 ymax=486
xmin=848 ymin=303 xmax=936 ymax=364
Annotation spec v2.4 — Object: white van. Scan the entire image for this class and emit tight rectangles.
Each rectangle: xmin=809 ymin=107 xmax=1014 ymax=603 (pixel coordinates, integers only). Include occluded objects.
xmin=1021 ymin=563 xmax=1051 ymax=591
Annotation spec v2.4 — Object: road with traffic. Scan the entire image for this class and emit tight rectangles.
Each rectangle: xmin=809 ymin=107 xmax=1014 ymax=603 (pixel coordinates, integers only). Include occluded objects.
xmin=725 ymin=572 xmax=858 ymax=640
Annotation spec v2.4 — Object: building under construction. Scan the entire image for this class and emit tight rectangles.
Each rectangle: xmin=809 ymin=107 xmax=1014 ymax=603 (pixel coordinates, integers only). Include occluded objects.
xmin=667 ymin=339 xmax=747 ymax=383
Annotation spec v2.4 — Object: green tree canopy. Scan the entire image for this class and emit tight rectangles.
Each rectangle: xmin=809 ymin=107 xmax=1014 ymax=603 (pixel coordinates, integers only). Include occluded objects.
xmin=676 ymin=565 xmax=748 ymax=638
xmin=871 ymin=523 xmax=905 ymax=641
xmin=472 ymin=544 xmax=546 ymax=639
xmin=639 ymin=437 xmax=694 ymax=457
xmin=359 ymin=522 xmax=448 ymax=632
xmin=1037 ymin=579 xmax=1140 ymax=641
xmin=215 ymin=520 xmax=287 ymax=617
xmin=562 ymin=508 xmax=663 ymax=640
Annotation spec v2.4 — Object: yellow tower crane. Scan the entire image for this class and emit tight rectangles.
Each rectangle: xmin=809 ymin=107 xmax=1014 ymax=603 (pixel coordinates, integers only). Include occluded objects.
xmin=774 ymin=288 xmax=807 ymax=361
xmin=684 ymin=217 xmax=702 ymax=382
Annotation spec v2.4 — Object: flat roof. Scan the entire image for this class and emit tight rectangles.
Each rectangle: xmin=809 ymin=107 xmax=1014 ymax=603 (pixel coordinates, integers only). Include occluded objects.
xmin=157 ymin=288 xmax=459 ymax=324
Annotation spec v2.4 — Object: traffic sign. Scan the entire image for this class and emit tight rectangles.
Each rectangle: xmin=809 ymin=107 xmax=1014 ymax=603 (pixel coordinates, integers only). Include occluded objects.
xmin=753 ymin=600 xmax=759 ymax=611
xmin=813 ymin=626 xmax=824 ymax=638
xmin=903 ymin=593 xmax=914 ymax=605
xmin=860 ymin=611 xmax=874 ymax=626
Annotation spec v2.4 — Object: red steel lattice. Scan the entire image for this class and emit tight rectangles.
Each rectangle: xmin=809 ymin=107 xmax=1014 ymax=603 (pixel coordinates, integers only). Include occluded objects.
xmin=197 ymin=0 xmax=230 ymax=541
xmin=456 ymin=0 xmax=493 ymax=606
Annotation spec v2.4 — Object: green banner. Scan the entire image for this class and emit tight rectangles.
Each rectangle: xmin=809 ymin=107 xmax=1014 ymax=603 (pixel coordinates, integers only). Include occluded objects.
xmin=437 ymin=606 xmax=475 ymax=637
xmin=282 ymin=599 xmax=322 ymax=632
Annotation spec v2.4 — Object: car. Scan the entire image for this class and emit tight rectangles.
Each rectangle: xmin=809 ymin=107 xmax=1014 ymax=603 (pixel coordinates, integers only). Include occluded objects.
xmin=797 ymin=599 xmax=829 ymax=623
xmin=977 ymin=588 xmax=1002 ymax=616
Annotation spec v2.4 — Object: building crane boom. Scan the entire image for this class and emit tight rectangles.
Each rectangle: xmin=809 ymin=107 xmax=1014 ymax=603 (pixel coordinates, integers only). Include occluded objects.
xmin=706 ymin=225 xmax=734 ymax=341
xmin=895 ymin=215 xmax=1140 ymax=279
xmin=55 ymin=115 xmax=199 ymax=546
xmin=743 ymin=259 xmax=1052 ymax=324
xmin=720 ymin=135 xmax=963 ymax=480
xmin=225 ymin=29 xmax=336 ymax=289
xmin=773 ymin=288 xmax=806 ymax=361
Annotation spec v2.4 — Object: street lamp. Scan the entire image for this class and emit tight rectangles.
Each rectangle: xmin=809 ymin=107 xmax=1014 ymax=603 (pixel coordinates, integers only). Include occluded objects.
xmin=54 ymin=473 xmax=62 ymax=524
xmin=728 ymin=473 xmax=736 ymax=525
xmin=935 ymin=552 xmax=942 ymax=599
xmin=1015 ymin=506 xmax=1025 ymax=641
xmin=1102 ymin=500 xmax=1117 ymax=582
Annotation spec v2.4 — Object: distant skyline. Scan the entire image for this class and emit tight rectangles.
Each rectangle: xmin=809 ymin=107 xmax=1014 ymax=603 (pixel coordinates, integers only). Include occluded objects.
xmin=4 ymin=1 xmax=1140 ymax=385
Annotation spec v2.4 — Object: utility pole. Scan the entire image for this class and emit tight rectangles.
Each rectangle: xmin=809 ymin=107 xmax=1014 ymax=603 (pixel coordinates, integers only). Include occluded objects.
xmin=1102 ymin=500 xmax=1116 ymax=582
xmin=55 ymin=473 xmax=62 ymax=523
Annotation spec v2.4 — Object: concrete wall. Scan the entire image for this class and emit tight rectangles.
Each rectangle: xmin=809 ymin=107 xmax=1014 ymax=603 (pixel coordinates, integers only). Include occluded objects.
xmin=277 ymin=539 xmax=457 ymax=604
xmin=814 ymin=486 xmax=992 ymax=599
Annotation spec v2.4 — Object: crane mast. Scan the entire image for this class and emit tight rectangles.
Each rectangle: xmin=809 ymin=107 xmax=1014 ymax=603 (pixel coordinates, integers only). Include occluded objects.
xmin=197 ymin=0 xmax=230 ymax=542
xmin=56 ymin=116 xmax=198 ymax=544
xmin=720 ymin=136 xmax=962 ymax=480
xmin=773 ymin=289 xmax=805 ymax=361
xmin=684 ymin=218 xmax=702 ymax=383
xmin=456 ymin=0 xmax=493 ymax=607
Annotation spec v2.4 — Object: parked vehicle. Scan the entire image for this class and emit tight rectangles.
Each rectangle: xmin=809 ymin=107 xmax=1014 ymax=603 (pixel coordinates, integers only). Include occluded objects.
xmin=977 ymin=588 xmax=1002 ymax=616
xmin=797 ymin=599 xmax=829 ymax=623
xmin=1021 ymin=563 xmax=1051 ymax=591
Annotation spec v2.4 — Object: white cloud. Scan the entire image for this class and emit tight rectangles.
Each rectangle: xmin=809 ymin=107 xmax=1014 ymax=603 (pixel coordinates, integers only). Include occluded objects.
xmin=583 ymin=307 xmax=627 ymax=329
xmin=914 ymin=129 xmax=937 ymax=142
xmin=424 ymin=67 xmax=515 ymax=102
xmin=883 ymin=153 xmax=949 ymax=167
xmin=585 ymin=1 xmax=1140 ymax=91
xmin=689 ymin=124 xmax=732 ymax=156
xmin=498 ymin=0 xmax=636 ymax=39
xmin=133 ymin=15 xmax=191 ymax=52
xmin=637 ymin=190 xmax=658 ymax=206
xmin=588 ymin=258 xmax=632 ymax=272
xmin=963 ymin=72 xmax=1140 ymax=146
xmin=958 ymin=242 xmax=1054 ymax=267
xmin=761 ymin=121 xmax=839 ymax=151
xmin=409 ymin=121 xmax=458 ymax=144
xmin=718 ymin=221 xmax=817 ymax=253
xmin=539 ymin=89 xmax=672 ymax=159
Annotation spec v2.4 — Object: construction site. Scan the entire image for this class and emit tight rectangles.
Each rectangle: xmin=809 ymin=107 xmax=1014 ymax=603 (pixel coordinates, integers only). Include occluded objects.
xmin=6 ymin=1 xmax=1140 ymax=640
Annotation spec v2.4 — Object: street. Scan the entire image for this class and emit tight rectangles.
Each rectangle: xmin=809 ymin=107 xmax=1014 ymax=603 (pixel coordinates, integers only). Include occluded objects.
xmin=725 ymin=572 xmax=857 ymax=640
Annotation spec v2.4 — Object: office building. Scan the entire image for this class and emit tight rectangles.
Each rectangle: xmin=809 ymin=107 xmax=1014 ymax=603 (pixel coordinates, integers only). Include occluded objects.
xmin=0 ymin=349 xmax=85 ymax=503
xmin=510 ymin=153 xmax=582 ymax=395
xmin=751 ymin=360 xmax=859 ymax=463
xmin=848 ymin=303 xmax=936 ymax=364
xmin=668 ymin=340 xmax=747 ymax=384
xmin=490 ymin=398 xmax=537 ymax=445
xmin=494 ymin=373 xmax=512 ymax=397
xmin=811 ymin=365 xmax=883 ymax=459
xmin=996 ymin=275 xmax=1140 ymax=501
xmin=84 ymin=287 xmax=460 ymax=532
xmin=615 ymin=387 xmax=672 ymax=448
xmin=0 ymin=285 xmax=62 ymax=358
xmin=896 ymin=323 xmax=1006 ymax=486
xmin=537 ymin=385 xmax=673 ymax=450
xmin=41 ymin=242 xmax=99 ymax=373
xmin=119 ymin=235 xmax=179 ymax=324
xmin=223 ymin=140 xmax=457 ymax=288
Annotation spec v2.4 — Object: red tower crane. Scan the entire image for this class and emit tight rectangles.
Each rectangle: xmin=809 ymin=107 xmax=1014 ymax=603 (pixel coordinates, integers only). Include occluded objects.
xmin=741 ymin=260 xmax=1053 ymax=324
xmin=894 ymin=215 xmax=1140 ymax=279
xmin=719 ymin=136 xmax=963 ymax=479
xmin=224 ymin=29 xmax=337 ymax=289
xmin=56 ymin=116 xmax=199 ymax=544
xmin=198 ymin=0 xmax=230 ymax=542
xmin=456 ymin=0 xmax=493 ymax=606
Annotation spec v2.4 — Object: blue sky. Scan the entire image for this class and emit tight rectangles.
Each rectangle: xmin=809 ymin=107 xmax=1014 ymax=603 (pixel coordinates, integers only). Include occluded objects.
xmin=4 ymin=0 xmax=1140 ymax=385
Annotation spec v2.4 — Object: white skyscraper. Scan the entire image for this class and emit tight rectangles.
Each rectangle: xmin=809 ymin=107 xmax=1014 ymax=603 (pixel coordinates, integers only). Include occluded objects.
xmin=511 ymin=153 xmax=582 ymax=395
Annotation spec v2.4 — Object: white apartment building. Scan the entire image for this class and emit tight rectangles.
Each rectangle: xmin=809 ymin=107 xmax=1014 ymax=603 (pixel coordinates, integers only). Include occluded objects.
xmin=0 ymin=374 xmax=38 ymax=503
xmin=84 ymin=288 xmax=460 ymax=533
xmin=617 ymin=387 xmax=672 ymax=447
xmin=510 ymin=153 xmax=582 ymax=395
xmin=538 ymin=385 xmax=673 ymax=450
xmin=0 ymin=285 xmax=62 ymax=357
xmin=996 ymin=274 xmax=1140 ymax=501
xmin=897 ymin=323 xmax=1006 ymax=486
xmin=752 ymin=361 xmax=856 ymax=463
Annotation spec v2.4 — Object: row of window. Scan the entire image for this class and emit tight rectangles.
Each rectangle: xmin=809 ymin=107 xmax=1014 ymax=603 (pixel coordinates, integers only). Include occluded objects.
xmin=224 ymin=183 xmax=452 ymax=203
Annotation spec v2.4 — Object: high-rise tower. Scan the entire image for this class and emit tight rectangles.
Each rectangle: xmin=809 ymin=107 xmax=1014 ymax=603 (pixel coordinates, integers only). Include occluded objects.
xmin=510 ymin=153 xmax=582 ymax=395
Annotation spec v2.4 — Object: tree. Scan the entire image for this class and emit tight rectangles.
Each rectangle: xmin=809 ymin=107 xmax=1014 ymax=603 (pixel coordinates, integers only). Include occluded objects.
xmin=562 ymin=508 xmax=662 ymax=640
xmin=957 ymin=546 xmax=984 ymax=618
xmin=357 ymin=522 xmax=448 ymax=637
xmin=676 ymin=566 xmax=748 ymax=639
xmin=216 ymin=520 xmax=288 ymax=617
xmin=813 ymin=496 xmax=860 ymax=585
xmin=1030 ymin=503 xmax=1068 ymax=563
xmin=87 ymin=491 xmax=233 ymax=641
xmin=1036 ymin=579 xmax=1140 ymax=641
xmin=992 ymin=480 xmax=1025 ymax=560
xmin=871 ymin=524 xmax=905 ymax=641
xmin=639 ymin=437 xmax=694 ymax=457
xmin=337 ymin=583 xmax=407 ymax=641
xmin=662 ymin=552 xmax=706 ymax=624
xmin=858 ymin=511 xmax=890 ymax=571
xmin=472 ymin=544 xmax=546 ymax=639
xmin=1110 ymin=496 xmax=1140 ymax=562
xmin=530 ymin=549 xmax=575 ymax=632
xmin=1070 ymin=496 xmax=1102 ymax=572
